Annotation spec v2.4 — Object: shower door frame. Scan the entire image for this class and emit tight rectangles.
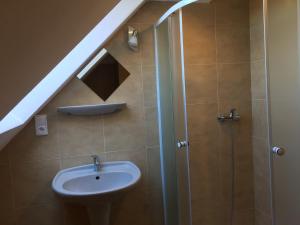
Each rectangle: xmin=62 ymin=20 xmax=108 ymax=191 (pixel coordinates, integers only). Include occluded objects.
xmin=154 ymin=1 xmax=199 ymax=225
xmin=265 ymin=0 xmax=300 ymax=224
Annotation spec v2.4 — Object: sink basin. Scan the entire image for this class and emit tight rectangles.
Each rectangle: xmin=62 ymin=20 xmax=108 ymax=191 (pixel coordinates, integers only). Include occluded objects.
xmin=52 ymin=161 xmax=141 ymax=225
xmin=52 ymin=161 xmax=141 ymax=198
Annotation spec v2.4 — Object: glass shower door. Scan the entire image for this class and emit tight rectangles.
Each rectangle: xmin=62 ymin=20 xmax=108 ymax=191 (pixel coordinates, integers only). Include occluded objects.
xmin=267 ymin=0 xmax=300 ymax=224
xmin=154 ymin=10 xmax=191 ymax=225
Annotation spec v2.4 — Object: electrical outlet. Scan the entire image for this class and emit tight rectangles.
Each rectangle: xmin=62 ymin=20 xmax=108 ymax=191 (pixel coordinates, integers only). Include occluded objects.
xmin=35 ymin=114 xmax=48 ymax=136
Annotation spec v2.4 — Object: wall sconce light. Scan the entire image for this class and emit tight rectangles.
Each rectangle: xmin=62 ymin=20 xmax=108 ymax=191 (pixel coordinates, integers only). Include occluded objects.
xmin=128 ymin=26 xmax=139 ymax=52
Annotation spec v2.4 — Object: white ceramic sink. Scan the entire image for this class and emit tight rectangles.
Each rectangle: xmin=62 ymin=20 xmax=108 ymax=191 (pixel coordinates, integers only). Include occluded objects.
xmin=52 ymin=161 xmax=141 ymax=198
xmin=52 ymin=161 xmax=141 ymax=225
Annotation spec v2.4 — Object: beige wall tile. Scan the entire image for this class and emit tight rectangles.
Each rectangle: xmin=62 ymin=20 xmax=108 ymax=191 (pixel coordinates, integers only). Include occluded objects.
xmin=218 ymin=63 xmax=251 ymax=101
xmin=183 ymin=24 xmax=216 ymax=65
xmin=103 ymin=108 xmax=145 ymax=152
xmin=46 ymin=79 xmax=104 ymax=111
xmin=192 ymin=211 xmax=222 ymax=225
xmin=254 ymin=162 xmax=271 ymax=216
xmin=58 ymin=115 xmax=104 ymax=158
xmin=255 ymin=210 xmax=272 ymax=225
xmin=7 ymin=115 xmax=60 ymax=164
xmin=140 ymin=24 xmax=155 ymax=66
xmin=183 ymin=2 xmax=215 ymax=27
xmin=252 ymin=100 xmax=268 ymax=139
xmin=253 ymin=138 xmax=272 ymax=216
xmin=250 ymin=0 xmax=272 ymax=222
xmin=105 ymin=23 xmax=142 ymax=67
xmin=250 ymin=24 xmax=265 ymax=61
xmin=129 ymin=2 xmax=174 ymax=24
xmin=147 ymin=149 xmax=163 ymax=225
xmin=217 ymin=133 xmax=253 ymax=212
xmin=251 ymin=59 xmax=266 ymax=100
xmin=182 ymin=2 xmax=216 ymax=66
xmin=142 ymin=65 xmax=157 ymax=108
xmin=107 ymin=150 xmax=150 ymax=225
xmin=235 ymin=159 xmax=254 ymax=211
xmin=189 ymin=138 xmax=220 ymax=214
xmin=216 ymin=25 xmax=250 ymax=63
xmin=15 ymin=204 xmax=63 ymax=225
xmin=187 ymin=103 xmax=219 ymax=142
xmin=12 ymin=159 xmax=60 ymax=209
xmin=145 ymin=107 xmax=159 ymax=147
xmin=63 ymin=204 xmax=90 ymax=225
xmin=147 ymin=146 xmax=162 ymax=190
xmin=105 ymin=65 xmax=144 ymax=109
xmin=250 ymin=0 xmax=264 ymax=26
xmin=216 ymin=0 xmax=250 ymax=26
xmin=252 ymin=138 xmax=269 ymax=180
xmin=219 ymin=100 xmax=252 ymax=138
xmin=0 ymin=214 xmax=14 ymax=225
xmin=234 ymin=209 xmax=254 ymax=225
xmin=186 ymin=65 xmax=218 ymax=104
xmin=110 ymin=188 xmax=150 ymax=225
xmin=61 ymin=152 xmax=107 ymax=169
xmin=147 ymin=187 xmax=164 ymax=225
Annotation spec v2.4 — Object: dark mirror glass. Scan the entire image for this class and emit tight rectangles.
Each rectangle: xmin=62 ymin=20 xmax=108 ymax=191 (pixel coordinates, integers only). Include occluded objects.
xmin=77 ymin=49 xmax=130 ymax=101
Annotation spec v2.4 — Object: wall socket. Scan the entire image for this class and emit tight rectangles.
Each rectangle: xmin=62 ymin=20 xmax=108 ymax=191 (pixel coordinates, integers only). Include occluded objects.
xmin=34 ymin=114 xmax=48 ymax=136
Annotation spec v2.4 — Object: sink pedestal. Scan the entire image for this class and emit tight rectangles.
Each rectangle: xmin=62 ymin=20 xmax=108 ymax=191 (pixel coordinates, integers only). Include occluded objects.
xmin=87 ymin=203 xmax=112 ymax=225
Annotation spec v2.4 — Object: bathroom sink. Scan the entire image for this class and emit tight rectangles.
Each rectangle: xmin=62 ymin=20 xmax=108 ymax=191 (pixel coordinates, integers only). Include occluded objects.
xmin=52 ymin=161 xmax=141 ymax=225
xmin=52 ymin=161 xmax=141 ymax=199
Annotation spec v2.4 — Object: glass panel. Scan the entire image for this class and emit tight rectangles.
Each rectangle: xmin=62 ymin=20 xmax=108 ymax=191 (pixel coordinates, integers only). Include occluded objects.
xmin=155 ymin=19 xmax=180 ymax=225
xmin=169 ymin=10 xmax=191 ymax=225
xmin=155 ymin=9 xmax=191 ymax=225
xmin=268 ymin=0 xmax=300 ymax=224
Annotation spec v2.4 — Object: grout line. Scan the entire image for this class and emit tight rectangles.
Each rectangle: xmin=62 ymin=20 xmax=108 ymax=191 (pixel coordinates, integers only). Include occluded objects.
xmin=101 ymin=115 xmax=106 ymax=154
xmin=57 ymin=116 xmax=63 ymax=170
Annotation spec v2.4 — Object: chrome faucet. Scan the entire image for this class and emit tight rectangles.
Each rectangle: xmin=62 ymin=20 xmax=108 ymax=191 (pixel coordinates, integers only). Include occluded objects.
xmin=217 ymin=108 xmax=240 ymax=122
xmin=91 ymin=155 xmax=101 ymax=172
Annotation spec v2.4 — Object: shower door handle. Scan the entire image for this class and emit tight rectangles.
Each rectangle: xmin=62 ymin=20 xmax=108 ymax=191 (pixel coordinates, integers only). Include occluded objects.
xmin=272 ymin=146 xmax=286 ymax=156
xmin=177 ymin=140 xmax=188 ymax=149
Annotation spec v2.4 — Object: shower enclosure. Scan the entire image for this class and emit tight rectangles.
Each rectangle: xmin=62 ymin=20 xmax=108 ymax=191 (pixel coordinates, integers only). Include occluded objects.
xmin=155 ymin=0 xmax=300 ymax=224
xmin=154 ymin=1 xmax=254 ymax=225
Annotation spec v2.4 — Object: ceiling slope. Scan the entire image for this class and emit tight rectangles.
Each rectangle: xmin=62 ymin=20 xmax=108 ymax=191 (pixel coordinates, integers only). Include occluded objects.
xmin=0 ymin=0 xmax=146 ymax=151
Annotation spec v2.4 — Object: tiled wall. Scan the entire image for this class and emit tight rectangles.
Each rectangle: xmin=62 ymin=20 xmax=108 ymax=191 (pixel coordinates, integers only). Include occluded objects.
xmin=249 ymin=0 xmax=273 ymax=224
xmin=0 ymin=1 xmax=265 ymax=225
xmin=183 ymin=0 xmax=254 ymax=225
xmin=0 ymin=2 xmax=173 ymax=225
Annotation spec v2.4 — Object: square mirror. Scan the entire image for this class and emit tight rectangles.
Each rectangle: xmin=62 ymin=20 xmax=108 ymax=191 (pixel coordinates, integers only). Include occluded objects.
xmin=77 ymin=49 xmax=130 ymax=101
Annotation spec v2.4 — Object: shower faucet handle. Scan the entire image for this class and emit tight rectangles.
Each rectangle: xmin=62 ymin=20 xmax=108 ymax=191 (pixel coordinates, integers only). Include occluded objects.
xmin=177 ymin=140 xmax=188 ymax=149
xmin=230 ymin=108 xmax=240 ymax=121
xmin=217 ymin=108 xmax=240 ymax=122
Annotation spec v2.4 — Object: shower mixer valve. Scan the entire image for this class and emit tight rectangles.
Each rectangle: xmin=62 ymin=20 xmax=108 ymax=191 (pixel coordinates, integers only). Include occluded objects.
xmin=217 ymin=108 xmax=240 ymax=122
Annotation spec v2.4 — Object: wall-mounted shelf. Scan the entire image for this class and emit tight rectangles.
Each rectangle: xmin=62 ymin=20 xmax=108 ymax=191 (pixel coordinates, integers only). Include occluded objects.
xmin=57 ymin=103 xmax=126 ymax=116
